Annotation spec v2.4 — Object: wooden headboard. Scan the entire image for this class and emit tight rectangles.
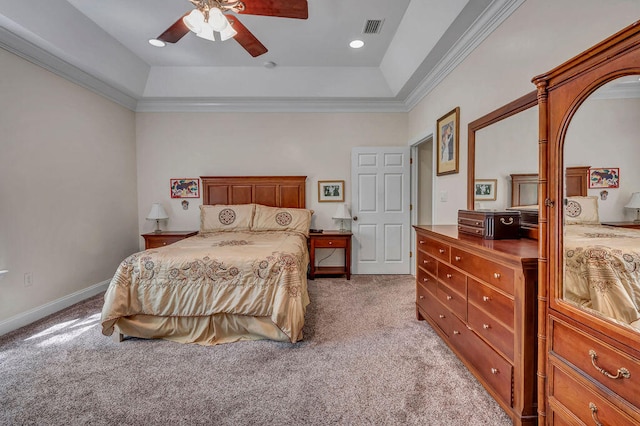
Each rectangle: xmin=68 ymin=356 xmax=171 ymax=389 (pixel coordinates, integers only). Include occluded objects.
xmin=200 ymin=176 xmax=307 ymax=208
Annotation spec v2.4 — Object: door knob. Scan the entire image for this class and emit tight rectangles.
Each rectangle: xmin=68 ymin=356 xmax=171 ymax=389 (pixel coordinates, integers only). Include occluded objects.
xmin=352 ymin=216 xmax=358 ymax=221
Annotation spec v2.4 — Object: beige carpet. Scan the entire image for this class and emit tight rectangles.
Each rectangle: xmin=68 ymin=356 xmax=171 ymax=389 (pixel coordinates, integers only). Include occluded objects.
xmin=0 ymin=275 xmax=511 ymax=425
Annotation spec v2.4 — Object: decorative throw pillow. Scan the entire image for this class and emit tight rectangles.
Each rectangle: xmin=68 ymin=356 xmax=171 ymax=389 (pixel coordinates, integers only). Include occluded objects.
xmin=564 ymin=196 xmax=600 ymax=225
xmin=200 ymin=204 xmax=255 ymax=232
xmin=251 ymin=204 xmax=312 ymax=236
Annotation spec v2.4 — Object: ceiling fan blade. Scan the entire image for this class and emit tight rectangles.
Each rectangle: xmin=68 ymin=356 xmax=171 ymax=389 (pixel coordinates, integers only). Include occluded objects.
xmin=236 ymin=0 xmax=308 ymax=19
xmin=228 ymin=16 xmax=268 ymax=57
xmin=157 ymin=13 xmax=190 ymax=43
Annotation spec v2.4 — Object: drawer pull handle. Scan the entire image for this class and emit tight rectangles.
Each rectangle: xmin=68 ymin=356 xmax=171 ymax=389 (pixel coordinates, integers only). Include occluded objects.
xmin=423 ymin=259 xmax=429 ymax=264
xmin=483 ymin=324 xmax=490 ymax=330
xmin=493 ymin=272 xmax=501 ymax=279
xmin=439 ymin=314 xmax=445 ymax=319
xmin=419 ymin=240 xmax=425 ymax=244
xmin=446 ymin=295 xmax=452 ymax=301
xmin=423 ymin=277 xmax=429 ymax=282
xmin=589 ymin=349 xmax=631 ymax=380
xmin=446 ymin=273 xmax=452 ymax=279
xmin=438 ymin=248 xmax=445 ymax=254
xmin=329 ymin=242 xmax=333 ymax=245
xmin=490 ymin=368 xmax=498 ymax=375
xmin=588 ymin=402 xmax=603 ymax=426
xmin=482 ymin=296 xmax=491 ymax=302
xmin=419 ymin=295 xmax=424 ymax=300
xmin=453 ymin=330 xmax=460 ymax=335
xmin=454 ymin=256 xmax=461 ymax=261
xmin=475 ymin=221 xmax=481 ymax=226
xmin=500 ymin=217 xmax=514 ymax=225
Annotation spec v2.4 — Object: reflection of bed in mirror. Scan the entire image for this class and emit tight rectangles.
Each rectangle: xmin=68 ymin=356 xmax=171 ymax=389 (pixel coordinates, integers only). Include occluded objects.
xmin=507 ymin=166 xmax=589 ymax=239
xmin=564 ymin=222 xmax=640 ymax=330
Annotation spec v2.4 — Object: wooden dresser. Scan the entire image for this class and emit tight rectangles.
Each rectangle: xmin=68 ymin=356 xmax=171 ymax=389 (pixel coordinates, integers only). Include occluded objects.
xmin=414 ymin=225 xmax=538 ymax=425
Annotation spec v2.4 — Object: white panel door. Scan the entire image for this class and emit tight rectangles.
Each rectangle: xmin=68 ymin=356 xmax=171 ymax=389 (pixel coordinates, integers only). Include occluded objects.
xmin=351 ymin=147 xmax=411 ymax=274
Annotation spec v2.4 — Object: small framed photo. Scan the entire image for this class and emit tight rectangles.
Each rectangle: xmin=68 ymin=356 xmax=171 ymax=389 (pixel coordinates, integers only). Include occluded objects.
xmin=474 ymin=179 xmax=497 ymax=201
xmin=318 ymin=180 xmax=345 ymax=202
xmin=170 ymin=178 xmax=200 ymax=198
xmin=588 ymin=167 xmax=619 ymax=188
xmin=436 ymin=107 xmax=460 ymax=176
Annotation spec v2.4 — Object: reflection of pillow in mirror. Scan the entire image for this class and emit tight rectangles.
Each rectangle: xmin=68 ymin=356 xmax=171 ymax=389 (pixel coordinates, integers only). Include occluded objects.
xmin=200 ymin=204 xmax=255 ymax=232
xmin=565 ymin=196 xmax=599 ymax=224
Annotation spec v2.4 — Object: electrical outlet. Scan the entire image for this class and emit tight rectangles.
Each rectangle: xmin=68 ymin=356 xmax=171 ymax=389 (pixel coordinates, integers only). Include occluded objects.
xmin=24 ymin=272 xmax=33 ymax=287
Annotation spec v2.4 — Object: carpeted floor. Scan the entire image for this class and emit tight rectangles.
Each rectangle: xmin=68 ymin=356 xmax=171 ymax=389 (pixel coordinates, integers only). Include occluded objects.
xmin=0 ymin=275 xmax=511 ymax=425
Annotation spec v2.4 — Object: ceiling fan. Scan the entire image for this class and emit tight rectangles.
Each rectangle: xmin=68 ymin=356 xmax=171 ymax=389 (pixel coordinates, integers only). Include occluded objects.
xmin=155 ymin=0 xmax=309 ymax=57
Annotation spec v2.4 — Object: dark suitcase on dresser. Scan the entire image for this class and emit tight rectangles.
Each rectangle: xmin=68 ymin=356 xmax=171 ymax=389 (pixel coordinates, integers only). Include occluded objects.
xmin=457 ymin=209 xmax=521 ymax=239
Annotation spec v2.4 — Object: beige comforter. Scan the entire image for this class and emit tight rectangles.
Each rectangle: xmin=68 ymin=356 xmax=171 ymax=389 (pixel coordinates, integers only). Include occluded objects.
xmin=101 ymin=231 xmax=310 ymax=343
xmin=564 ymin=224 xmax=640 ymax=328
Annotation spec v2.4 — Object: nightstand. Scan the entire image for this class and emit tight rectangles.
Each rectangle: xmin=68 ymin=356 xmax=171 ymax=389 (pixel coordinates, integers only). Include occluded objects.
xmin=601 ymin=221 xmax=640 ymax=230
xmin=308 ymin=231 xmax=352 ymax=280
xmin=142 ymin=231 xmax=198 ymax=249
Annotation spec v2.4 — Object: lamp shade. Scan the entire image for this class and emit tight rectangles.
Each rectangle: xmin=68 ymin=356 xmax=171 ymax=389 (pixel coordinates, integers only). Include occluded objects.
xmin=625 ymin=192 xmax=640 ymax=209
xmin=332 ymin=203 xmax=352 ymax=220
xmin=146 ymin=203 xmax=169 ymax=220
xmin=183 ymin=9 xmax=205 ymax=33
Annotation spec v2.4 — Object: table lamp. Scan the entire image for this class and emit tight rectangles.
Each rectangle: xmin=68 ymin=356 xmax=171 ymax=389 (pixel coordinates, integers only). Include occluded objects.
xmin=625 ymin=192 xmax=640 ymax=223
xmin=146 ymin=203 xmax=169 ymax=232
xmin=332 ymin=203 xmax=352 ymax=232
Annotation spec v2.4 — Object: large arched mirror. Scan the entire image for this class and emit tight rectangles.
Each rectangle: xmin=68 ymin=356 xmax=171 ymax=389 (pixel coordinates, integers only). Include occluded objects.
xmin=562 ymin=75 xmax=640 ymax=332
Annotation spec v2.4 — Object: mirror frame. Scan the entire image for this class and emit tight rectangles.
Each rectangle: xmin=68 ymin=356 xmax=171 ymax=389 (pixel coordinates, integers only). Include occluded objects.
xmin=467 ymin=90 xmax=538 ymax=210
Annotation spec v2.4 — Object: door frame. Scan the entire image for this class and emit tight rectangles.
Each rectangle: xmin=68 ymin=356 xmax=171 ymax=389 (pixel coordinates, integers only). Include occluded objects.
xmin=410 ymin=132 xmax=435 ymax=276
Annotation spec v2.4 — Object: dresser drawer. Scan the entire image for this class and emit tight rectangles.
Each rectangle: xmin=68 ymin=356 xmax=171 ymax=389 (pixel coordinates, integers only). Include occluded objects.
xmin=416 ymin=280 xmax=431 ymax=313
xmin=437 ymin=262 xmax=466 ymax=295
xmin=417 ymin=250 xmax=437 ymax=277
xmin=550 ymin=362 xmax=639 ymax=426
xmin=468 ymin=303 xmax=514 ymax=361
xmin=422 ymin=293 xmax=452 ymax=337
xmin=437 ymin=281 xmax=466 ymax=321
xmin=450 ymin=247 xmax=514 ymax=294
xmin=467 ymin=278 xmax=514 ymax=329
xmin=449 ymin=313 xmax=513 ymax=405
xmin=313 ymin=237 xmax=348 ymax=248
xmin=551 ymin=318 xmax=640 ymax=407
xmin=417 ymin=268 xmax=437 ymax=295
xmin=416 ymin=235 xmax=450 ymax=262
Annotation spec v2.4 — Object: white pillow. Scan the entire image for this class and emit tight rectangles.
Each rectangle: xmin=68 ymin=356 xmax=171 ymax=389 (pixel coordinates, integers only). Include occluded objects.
xmin=200 ymin=204 xmax=255 ymax=232
xmin=565 ymin=196 xmax=600 ymax=225
xmin=251 ymin=204 xmax=312 ymax=236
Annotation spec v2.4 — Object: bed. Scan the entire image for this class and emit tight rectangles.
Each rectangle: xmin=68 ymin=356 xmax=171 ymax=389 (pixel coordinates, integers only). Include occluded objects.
xmin=100 ymin=176 xmax=312 ymax=345
xmin=563 ymin=195 xmax=640 ymax=330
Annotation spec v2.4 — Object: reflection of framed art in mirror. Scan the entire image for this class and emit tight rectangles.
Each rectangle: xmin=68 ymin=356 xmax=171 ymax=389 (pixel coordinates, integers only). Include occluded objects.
xmin=474 ymin=179 xmax=497 ymax=201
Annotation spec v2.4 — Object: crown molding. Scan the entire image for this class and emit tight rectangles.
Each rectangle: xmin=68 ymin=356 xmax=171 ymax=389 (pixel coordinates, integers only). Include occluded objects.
xmin=0 ymin=24 xmax=138 ymax=111
xmin=0 ymin=0 xmax=522 ymax=114
xmin=135 ymin=98 xmax=409 ymax=113
xmin=404 ymin=0 xmax=525 ymax=110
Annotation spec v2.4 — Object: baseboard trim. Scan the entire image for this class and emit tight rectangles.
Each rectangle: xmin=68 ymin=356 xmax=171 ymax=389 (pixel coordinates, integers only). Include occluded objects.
xmin=0 ymin=280 xmax=110 ymax=336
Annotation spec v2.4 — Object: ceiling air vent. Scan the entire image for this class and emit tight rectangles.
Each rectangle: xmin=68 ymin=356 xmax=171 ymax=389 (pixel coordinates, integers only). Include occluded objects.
xmin=363 ymin=19 xmax=384 ymax=34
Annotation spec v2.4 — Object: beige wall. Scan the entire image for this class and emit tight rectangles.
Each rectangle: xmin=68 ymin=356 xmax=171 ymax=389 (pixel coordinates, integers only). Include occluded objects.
xmin=135 ymin=112 xmax=408 ymax=247
xmin=0 ymin=49 xmax=138 ymax=325
xmin=408 ymin=0 xmax=640 ymax=224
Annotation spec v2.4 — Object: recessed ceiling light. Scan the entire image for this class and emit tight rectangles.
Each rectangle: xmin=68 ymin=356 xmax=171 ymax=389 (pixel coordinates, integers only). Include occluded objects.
xmin=148 ymin=39 xmax=166 ymax=47
xmin=349 ymin=40 xmax=365 ymax=49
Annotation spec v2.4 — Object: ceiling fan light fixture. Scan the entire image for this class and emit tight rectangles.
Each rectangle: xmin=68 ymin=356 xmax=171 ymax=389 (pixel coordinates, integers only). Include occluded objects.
xmin=184 ymin=9 xmax=205 ymax=33
xmin=196 ymin=24 xmax=216 ymax=41
xmin=219 ymin=24 xmax=237 ymax=41
xmin=209 ymin=7 xmax=230 ymax=32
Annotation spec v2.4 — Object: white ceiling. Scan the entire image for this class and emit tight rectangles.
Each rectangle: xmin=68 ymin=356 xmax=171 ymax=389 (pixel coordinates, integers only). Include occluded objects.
xmin=0 ymin=0 xmax=524 ymax=111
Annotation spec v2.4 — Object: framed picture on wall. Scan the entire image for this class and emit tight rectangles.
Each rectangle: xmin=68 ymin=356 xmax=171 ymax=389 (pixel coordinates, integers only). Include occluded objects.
xmin=588 ymin=167 xmax=619 ymax=188
xmin=170 ymin=178 xmax=200 ymax=198
xmin=318 ymin=180 xmax=345 ymax=202
xmin=436 ymin=107 xmax=460 ymax=176
xmin=474 ymin=179 xmax=497 ymax=201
